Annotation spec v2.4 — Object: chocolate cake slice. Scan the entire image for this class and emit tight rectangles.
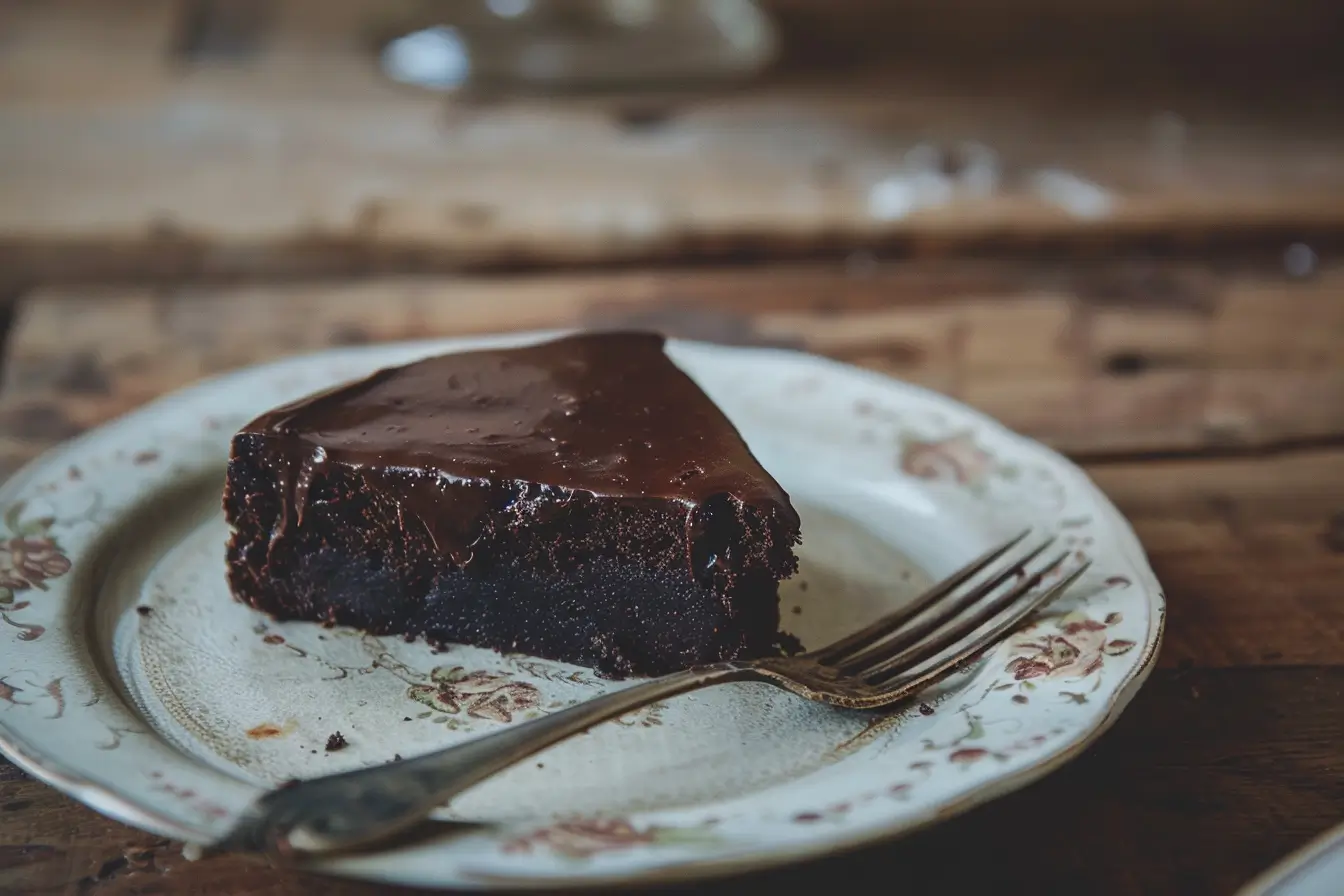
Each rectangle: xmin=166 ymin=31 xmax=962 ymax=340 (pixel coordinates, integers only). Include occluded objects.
xmin=223 ymin=331 xmax=800 ymax=677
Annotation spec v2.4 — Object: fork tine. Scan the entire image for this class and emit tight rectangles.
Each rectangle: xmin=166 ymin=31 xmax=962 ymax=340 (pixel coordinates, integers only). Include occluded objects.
xmin=863 ymin=559 xmax=1090 ymax=688
xmin=845 ymin=549 xmax=1071 ymax=679
xmin=828 ymin=537 xmax=1057 ymax=672
xmin=809 ymin=529 xmax=1032 ymax=664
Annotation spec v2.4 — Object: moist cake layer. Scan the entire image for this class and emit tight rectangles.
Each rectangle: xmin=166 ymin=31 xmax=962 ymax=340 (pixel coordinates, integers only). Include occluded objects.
xmin=223 ymin=331 xmax=801 ymax=677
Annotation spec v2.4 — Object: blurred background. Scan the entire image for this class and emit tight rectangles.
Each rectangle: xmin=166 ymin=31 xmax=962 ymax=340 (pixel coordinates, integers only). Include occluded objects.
xmin=3 ymin=0 xmax=1342 ymax=283
xmin=2 ymin=3 xmax=1344 ymax=895
xmin=1 ymin=0 xmax=1342 ymax=458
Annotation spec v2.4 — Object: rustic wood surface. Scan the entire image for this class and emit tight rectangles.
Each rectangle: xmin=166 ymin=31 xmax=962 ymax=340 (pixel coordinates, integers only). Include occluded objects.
xmin=4 ymin=0 xmax=1344 ymax=281
xmin=3 ymin=258 xmax=1343 ymax=466
xmin=3 ymin=2 xmax=1344 ymax=891
xmin=0 ymin=273 xmax=1342 ymax=895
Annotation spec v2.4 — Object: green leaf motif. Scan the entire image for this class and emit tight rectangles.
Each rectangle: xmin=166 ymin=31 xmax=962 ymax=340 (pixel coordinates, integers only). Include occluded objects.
xmin=0 ymin=588 xmax=12 ymax=605
xmin=16 ymin=517 xmax=56 ymax=538
xmin=430 ymin=665 xmax=468 ymax=684
xmin=408 ymin=686 xmax=456 ymax=712
xmin=966 ymin=716 xmax=986 ymax=740
xmin=3 ymin=501 xmax=25 ymax=534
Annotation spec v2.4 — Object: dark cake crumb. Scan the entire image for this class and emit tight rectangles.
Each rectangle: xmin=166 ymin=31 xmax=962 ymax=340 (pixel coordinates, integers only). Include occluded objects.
xmin=136 ymin=606 xmax=153 ymax=616
xmin=325 ymin=732 xmax=348 ymax=752
xmin=222 ymin=332 xmax=801 ymax=678
xmin=775 ymin=632 xmax=804 ymax=656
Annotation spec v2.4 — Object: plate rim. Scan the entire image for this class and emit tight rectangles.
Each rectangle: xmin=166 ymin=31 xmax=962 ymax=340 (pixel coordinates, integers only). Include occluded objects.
xmin=1236 ymin=821 xmax=1344 ymax=896
xmin=0 ymin=332 xmax=1166 ymax=888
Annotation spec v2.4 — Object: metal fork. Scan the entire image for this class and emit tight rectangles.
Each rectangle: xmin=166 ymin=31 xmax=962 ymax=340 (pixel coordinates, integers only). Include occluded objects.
xmin=219 ymin=531 xmax=1089 ymax=858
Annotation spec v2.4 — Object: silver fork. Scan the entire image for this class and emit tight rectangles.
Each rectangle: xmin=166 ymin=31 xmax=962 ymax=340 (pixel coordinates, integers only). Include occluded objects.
xmin=219 ymin=531 xmax=1088 ymax=858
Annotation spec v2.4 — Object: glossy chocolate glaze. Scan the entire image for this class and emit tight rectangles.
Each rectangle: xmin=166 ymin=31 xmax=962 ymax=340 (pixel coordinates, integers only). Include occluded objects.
xmin=242 ymin=332 xmax=798 ymax=562
xmin=226 ymin=331 xmax=802 ymax=675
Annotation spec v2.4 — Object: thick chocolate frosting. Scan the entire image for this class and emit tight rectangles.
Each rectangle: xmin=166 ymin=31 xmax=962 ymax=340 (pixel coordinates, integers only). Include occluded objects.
xmin=243 ymin=331 xmax=798 ymax=535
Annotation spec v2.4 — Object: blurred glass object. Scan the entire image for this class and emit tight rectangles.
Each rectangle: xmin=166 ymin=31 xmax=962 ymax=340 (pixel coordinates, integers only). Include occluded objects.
xmin=375 ymin=0 xmax=777 ymax=94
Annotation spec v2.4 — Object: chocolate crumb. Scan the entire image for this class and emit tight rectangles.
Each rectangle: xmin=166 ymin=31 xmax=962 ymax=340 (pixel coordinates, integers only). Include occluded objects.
xmin=325 ymin=732 xmax=348 ymax=752
xmin=393 ymin=753 xmax=403 ymax=761
xmin=536 ymin=762 xmax=545 ymax=769
xmin=775 ymin=631 xmax=804 ymax=656
xmin=918 ymin=703 xmax=935 ymax=716
xmin=220 ymin=333 xmax=800 ymax=679
xmin=402 ymin=716 xmax=412 ymax=722
xmin=136 ymin=606 xmax=153 ymax=616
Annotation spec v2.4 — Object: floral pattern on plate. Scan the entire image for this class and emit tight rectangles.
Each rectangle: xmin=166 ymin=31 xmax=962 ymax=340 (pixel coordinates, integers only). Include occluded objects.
xmin=0 ymin=334 xmax=1164 ymax=890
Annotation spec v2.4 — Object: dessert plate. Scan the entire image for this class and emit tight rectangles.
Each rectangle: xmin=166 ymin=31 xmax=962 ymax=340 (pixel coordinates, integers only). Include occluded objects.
xmin=0 ymin=333 xmax=1164 ymax=889
xmin=1238 ymin=823 xmax=1344 ymax=896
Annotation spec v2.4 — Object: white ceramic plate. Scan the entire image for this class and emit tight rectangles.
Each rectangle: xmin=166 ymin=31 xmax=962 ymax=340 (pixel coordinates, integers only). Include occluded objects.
xmin=1239 ymin=824 xmax=1344 ymax=896
xmin=0 ymin=333 xmax=1164 ymax=889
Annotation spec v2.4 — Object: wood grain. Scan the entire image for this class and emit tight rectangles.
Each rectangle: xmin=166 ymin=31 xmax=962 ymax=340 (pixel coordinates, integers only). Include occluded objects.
xmin=0 ymin=273 xmax=1342 ymax=670
xmin=3 ymin=0 xmax=1344 ymax=280
xmin=4 ymin=668 xmax=1342 ymax=895
xmin=1 ymin=264 xmax=1341 ymax=894
xmin=2 ymin=260 xmax=1342 ymax=466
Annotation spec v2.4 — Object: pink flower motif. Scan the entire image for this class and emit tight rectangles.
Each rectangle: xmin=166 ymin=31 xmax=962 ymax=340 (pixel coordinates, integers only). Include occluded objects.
xmin=900 ymin=433 xmax=994 ymax=487
xmin=0 ymin=536 xmax=71 ymax=592
xmin=503 ymin=818 xmax=658 ymax=859
xmin=407 ymin=667 xmax=541 ymax=723
xmin=1005 ymin=612 xmax=1116 ymax=681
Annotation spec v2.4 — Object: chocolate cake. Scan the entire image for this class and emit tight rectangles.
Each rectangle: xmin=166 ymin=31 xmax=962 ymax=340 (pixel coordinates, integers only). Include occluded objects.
xmin=223 ymin=331 xmax=801 ymax=677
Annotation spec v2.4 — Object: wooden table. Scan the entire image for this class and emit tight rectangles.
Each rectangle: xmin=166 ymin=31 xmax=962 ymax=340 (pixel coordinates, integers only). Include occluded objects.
xmin=2 ymin=2 xmax=1343 ymax=893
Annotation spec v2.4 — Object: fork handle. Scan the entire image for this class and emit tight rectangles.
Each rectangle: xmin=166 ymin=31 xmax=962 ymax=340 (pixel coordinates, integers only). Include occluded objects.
xmin=225 ymin=662 xmax=756 ymax=857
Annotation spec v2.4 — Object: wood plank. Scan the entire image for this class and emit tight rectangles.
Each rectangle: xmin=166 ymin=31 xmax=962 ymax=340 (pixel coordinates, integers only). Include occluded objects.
xmin=3 ymin=1 xmax=1344 ymax=279
xmin=1091 ymin=452 xmax=1344 ymax=669
xmin=4 ymin=667 xmax=1342 ymax=894
xmin=0 ymin=271 xmax=1342 ymax=669
xmin=2 ymin=260 xmax=1342 ymax=463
